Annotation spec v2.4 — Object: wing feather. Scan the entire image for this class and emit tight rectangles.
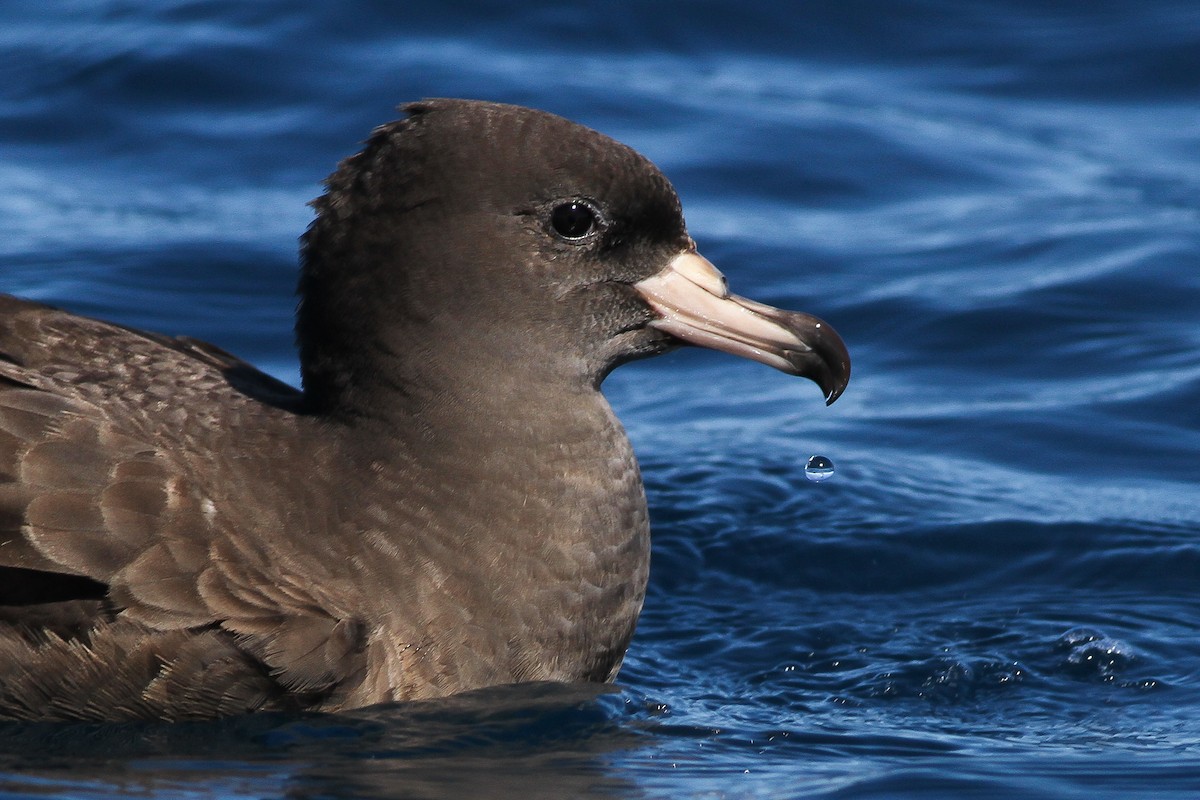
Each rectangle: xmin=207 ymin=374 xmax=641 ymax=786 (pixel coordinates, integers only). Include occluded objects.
xmin=0 ymin=295 xmax=367 ymax=717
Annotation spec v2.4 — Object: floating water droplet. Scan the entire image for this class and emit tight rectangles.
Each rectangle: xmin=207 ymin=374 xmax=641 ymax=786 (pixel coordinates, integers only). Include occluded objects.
xmin=804 ymin=455 xmax=835 ymax=482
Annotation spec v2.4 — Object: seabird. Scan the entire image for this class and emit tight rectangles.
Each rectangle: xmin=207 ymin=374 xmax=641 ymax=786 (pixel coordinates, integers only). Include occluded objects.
xmin=0 ymin=99 xmax=849 ymax=721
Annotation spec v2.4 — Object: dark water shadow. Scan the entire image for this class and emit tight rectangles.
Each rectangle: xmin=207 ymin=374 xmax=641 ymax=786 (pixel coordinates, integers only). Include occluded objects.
xmin=0 ymin=682 xmax=653 ymax=799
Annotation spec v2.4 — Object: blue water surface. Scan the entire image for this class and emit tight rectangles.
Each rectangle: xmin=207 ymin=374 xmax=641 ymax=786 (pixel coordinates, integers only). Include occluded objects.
xmin=2 ymin=1 xmax=1199 ymax=797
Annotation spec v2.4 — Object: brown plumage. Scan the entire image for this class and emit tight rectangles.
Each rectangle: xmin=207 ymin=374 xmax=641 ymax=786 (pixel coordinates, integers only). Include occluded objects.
xmin=0 ymin=99 xmax=849 ymax=721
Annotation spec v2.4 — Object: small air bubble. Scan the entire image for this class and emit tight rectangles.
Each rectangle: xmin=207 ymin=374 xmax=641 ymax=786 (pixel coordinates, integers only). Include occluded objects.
xmin=804 ymin=455 xmax=835 ymax=482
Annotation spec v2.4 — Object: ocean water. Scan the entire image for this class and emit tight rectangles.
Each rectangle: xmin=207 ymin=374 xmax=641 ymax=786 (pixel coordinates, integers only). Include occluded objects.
xmin=2 ymin=1 xmax=1199 ymax=797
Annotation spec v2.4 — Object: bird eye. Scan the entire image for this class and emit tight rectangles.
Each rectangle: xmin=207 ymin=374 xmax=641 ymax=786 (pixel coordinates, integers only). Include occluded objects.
xmin=550 ymin=200 xmax=601 ymax=241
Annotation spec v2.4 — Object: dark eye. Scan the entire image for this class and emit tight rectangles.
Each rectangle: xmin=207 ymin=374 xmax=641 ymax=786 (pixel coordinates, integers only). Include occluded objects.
xmin=550 ymin=200 xmax=601 ymax=241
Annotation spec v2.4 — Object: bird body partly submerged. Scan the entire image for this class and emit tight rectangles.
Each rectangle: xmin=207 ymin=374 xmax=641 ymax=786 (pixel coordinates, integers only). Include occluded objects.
xmin=0 ymin=99 xmax=848 ymax=721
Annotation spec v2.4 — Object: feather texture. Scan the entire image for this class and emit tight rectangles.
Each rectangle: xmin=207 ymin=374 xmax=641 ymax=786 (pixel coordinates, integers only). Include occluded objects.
xmin=0 ymin=295 xmax=368 ymax=719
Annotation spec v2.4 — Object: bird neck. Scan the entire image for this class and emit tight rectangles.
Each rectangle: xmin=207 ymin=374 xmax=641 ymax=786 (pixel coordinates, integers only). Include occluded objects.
xmin=332 ymin=366 xmax=651 ymax=690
